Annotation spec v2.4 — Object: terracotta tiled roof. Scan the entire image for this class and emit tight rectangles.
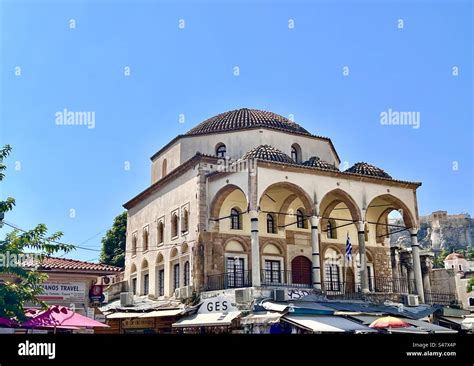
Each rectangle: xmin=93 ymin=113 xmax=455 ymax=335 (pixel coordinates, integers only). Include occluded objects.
xmin=302 ymin=156 xmax=339 ymax=171
xmin=22 ymin=256 xmax=122 ymax=273
xmin=445 ymin=253 xmax=465 ymax=260
xmin=186 ymin=108 xmax=311 ymax=136
xmin=241 ymin=144 xmax=295 ymax=164
xmin=344 ymin=162 xmax=392 ymax=179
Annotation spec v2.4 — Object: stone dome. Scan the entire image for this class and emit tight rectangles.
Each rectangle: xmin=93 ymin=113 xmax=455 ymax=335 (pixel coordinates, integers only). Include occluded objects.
xmin=345 ymin=162 xmax=392 ymax=179
xmin=241 ymin=145 xmax=295 ymax=164
xmin=302 ymin=156 xmax=339 ymax=171
xmin=185 ymin=108 xmax=310 ymax=136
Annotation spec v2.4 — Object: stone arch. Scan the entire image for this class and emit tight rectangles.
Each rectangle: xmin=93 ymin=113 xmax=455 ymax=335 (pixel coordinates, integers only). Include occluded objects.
xmin=365 ymin=193 xmax=416 ymax=230
xmin=140 ymin=259 xmax=149 ymax=270
xmin=262 ymin=242 xmax=283 ymax=255
xmin=209 ymin=184 xmax=248 ymax=220
xmin=319 ymin=188 xmax=362 ymax=222
xmin=130 ymin=263 xmax=137 ymax=273
xmin=223 ymin=237 xmax=250 ymax=253
xmin=170 ymin=246 xmax=179 ymax=258
xmin=156 ymin=253 xmax=164 ymax=264
xmin=181 ymin=242 xmax=189 ymax=254
xmin=259 ymin=182 xmax=313 ymax=221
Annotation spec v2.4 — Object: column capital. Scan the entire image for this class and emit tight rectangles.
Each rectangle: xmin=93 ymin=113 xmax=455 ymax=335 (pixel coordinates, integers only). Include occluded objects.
xmin=409 ymin=228 xmax=419 ymax=236
xmin=310 ymin=215 xmax=320 ymax=227
xmin=356 ymin=220 xmax=365 ymax=232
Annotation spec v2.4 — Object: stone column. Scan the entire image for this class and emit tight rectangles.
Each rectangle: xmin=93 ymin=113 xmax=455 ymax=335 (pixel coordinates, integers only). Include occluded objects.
xmin=410 ymin=229 xmax=425 ymax=303
xmin=421 ymin=252 xmax=433 ymax=303
xmin=390 ymin=246 xmax=401 ymax=279
xmin=248 ymin=160 xmax=260 ymax=286
xmin=310 ymin=215 xmax=322 ymax=291
xmin=357 ymin=220 xmax=369 ymax=293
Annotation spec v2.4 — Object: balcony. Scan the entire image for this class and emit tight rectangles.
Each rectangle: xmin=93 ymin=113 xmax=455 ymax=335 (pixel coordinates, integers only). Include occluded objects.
xmin=206 ymin=271 xmax=252 ymax=291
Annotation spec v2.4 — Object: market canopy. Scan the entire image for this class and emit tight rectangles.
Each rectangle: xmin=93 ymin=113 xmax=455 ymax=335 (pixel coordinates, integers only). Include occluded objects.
xmin=351 ymin=315 xmax=457 ymax=334
xmin=240 ymin=312 xmax=282 ymax=325
xmin=172 ymin=312 xmax=241 ymax=328
xmin=139 ymin=309 xmax=183 ymax=318
xmin=283 ymin=315 xmax=376 ymax=333
xmin=21 ymin=306 xmax=109 ymax=329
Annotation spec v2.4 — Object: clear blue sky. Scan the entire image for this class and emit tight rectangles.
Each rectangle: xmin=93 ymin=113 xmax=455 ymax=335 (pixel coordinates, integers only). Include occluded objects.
xmin=1 ymin=0 xmax=472 ymax=262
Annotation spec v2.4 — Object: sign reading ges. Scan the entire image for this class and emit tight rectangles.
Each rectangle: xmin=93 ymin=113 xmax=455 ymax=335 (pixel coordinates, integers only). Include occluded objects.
xmin=37 ymin=282 xmax=86 ymax=301
xmin=198 ymin=295 xmax=237 ymax=314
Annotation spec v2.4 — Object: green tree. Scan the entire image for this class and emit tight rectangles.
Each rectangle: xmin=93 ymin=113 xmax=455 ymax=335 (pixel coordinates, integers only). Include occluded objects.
xmin=465 ymin=246 xmax=474 ymax=261
xmin=467 ymin=278 xmax=474 ymax=293
xmin=0 ymin=145 xmax=73 ymax=320
xmin=100 ymin=211 xmax=126 ymax=267
xmin=433 ymin=248 xmax=449 ymax=268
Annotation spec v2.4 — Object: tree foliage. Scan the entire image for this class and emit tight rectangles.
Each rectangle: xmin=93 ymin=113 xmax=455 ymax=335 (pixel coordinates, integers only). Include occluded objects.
xmin=0 ymin=145 xmax=74 ymax=320
xmin=100 ymin=211 xmax=126 ymax=267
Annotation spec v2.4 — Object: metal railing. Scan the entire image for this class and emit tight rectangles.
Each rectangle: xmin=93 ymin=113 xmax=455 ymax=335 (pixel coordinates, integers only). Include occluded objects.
xmin=424 ymin=292 xmax=459 ymax=307
xmin=323 ymin=276 xmax=418 ymax=297
xmin=261 ymin=270 xmax=312 ymax=288
xmin=206 ymin=271 xmax=252 ymax=291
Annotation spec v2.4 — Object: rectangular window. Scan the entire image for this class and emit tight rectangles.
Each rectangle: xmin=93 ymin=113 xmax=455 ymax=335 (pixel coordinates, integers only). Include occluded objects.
xmin=226 ymin=257 xmax=245 ymax=288
xmin=158 ymin=269 xmax=164 ymax=296
xmin=264 ymin=260 xmax=281 ymax=284
xmin=184 ymin=262 xmax=190 ymax=286
xmin=143 ymin=274 xmax=149 ymax=295
xmin=325 ymin=264 xmax=340 ymax=291
xmin=132 ymin=278 xmax=137 ymax=295
xmin=173 ymin=263 xmax=180 ymax=291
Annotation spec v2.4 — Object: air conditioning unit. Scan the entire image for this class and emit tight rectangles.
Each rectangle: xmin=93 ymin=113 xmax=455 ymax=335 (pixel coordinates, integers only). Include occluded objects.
xmin=272 ymin=289 xmax=286 ymax=302
xmin=404 ymin=294 xmax=419 ymax=307
xmin=120 ymin=292 xmax=134 ymax=307
xmin=235 ymin=288 xmax=253 ymax=303
xmin=99 ymin=275 xmax=116 ymax=286
xmin=174 ymin=286 xmax=193 ymax=300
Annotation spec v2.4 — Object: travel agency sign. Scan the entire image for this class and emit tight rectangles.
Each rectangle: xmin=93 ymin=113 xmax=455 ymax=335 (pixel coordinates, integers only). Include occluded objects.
xmin=37 ymin=281 xmax=86 ymax=301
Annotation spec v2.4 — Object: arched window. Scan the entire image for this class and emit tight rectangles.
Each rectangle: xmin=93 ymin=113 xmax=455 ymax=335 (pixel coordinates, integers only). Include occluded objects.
xmin=157 ymin=221 xmax=164 ymax=245
xmin=143 ymin=227 xmax=149 ymax=252
xmin=296 ymin=209 xmax=306 ymax=229
xmin=171 ymin=213 xmax=179 ymax=238
xmin=182 ymin=209 xmax=189 ymax=233
xmin=230 ymin=207 xmax=242 ymax=230
xmin=141 ymin=260 xmax=149 ymax=295
xmin=267 ymin=214 xmax=277 ymax=234
xmin=291 ymin=143 xmax=302 ymax=163
xmin=184 ymin=261 xmax=190 ymax=286
xmin=327 ymin=219 xmax=337 ymax=239
xmin=162 ymin=159 xmax=167 ymax=178
xmin=216 ymin=143 xmax=227 ymax=158
xmin=131 ymin=233 xmax=137 ymax=255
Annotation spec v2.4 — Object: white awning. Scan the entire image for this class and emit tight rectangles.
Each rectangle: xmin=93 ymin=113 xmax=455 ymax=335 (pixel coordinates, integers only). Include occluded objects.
xmin=261 ymin=301 xmax=288 ymax=313
xmin=240 ymin=312 xmax=282 ymax=325
xmin=461 ymin=317 xmax=474 ymax=330
xmin=172 ymin=312 xmax=241 ymax=328
xmin=106 ymin=312 xmax=143 ymax=319
xmin=283 ymin=315 xmax=376 ymax=333
xmin=139 ymin=309 xmax=183 ymax=318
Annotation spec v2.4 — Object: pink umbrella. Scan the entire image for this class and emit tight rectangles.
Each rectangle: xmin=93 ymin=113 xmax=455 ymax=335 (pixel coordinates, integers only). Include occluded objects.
xmin=0 ymin=317 xmax=18 ymax=327
xmin=21 ymin=305 xmax=109 ymax=331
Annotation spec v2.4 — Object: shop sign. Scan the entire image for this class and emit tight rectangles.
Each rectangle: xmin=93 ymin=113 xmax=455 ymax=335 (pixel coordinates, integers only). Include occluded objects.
xmin=122 ymin=318 xmax=155 ymax=329
xmin=37 ymin=282 xmax=85 ymax=301
xmin=198 ymin=295 xmax=237 ymax=314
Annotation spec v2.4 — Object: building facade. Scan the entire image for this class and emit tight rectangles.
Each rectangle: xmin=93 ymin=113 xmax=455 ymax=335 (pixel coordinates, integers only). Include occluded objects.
xmin=123 ymin=108 xmax=425 ymax=303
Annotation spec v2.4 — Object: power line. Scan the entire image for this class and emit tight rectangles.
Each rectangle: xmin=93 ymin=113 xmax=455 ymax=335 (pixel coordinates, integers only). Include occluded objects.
xmin=3 ymin=221 xmax=101 ymax=252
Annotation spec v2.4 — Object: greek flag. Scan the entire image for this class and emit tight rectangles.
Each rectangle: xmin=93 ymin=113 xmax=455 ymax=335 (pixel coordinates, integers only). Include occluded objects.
xmin=345 ymin=233 xmax=352 ymax=262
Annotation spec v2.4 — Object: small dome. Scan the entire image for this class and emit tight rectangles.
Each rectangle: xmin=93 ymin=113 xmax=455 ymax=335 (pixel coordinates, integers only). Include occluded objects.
xmin=186 ymin=108 xmax=310 ymax=136
xmin=241 ymin=145 xmax=295 ymax=164
xmin=445 ymin=253 xmax=465 ymax=261
xmin=345 ymin=162 xmax=392 ymax=179
xmin=302 ymin=156 xmax=339 ymax=171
